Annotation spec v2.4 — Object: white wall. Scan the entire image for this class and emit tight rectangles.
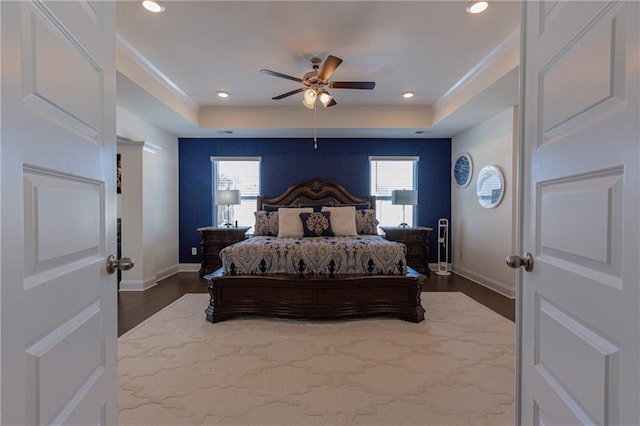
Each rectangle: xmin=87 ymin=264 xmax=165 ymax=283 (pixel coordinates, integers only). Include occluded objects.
xmin=451 ymin=106 xmax=518 ymax=298
xmin=117 ymin=143 xmax=144 ymax=286
xmin=116 ymin=107 xmax=179 ymax=290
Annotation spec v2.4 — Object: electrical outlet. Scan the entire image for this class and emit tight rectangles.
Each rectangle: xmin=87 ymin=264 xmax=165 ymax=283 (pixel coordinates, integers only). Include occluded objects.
xmin=191 ymin=247 xmax=197 ymax=256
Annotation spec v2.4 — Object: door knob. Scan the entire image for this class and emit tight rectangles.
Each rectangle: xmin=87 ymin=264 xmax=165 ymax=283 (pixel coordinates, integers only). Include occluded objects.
xmin=506 ymin=252 xmax=534 ymax=272
xmin=106 ymin=255 xmax=135 ymax=274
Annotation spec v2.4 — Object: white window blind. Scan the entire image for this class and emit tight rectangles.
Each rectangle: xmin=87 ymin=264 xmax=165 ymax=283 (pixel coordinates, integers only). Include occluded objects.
xmin=211 ymin=157 xmax=261 ymax=228
xmin=369 ymin=157 xmax=418 ymax=227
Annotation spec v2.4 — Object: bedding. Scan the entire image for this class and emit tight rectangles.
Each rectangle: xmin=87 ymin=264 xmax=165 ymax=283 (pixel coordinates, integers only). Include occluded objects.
xmin=220 ymin=235 xmax=408 ymax=276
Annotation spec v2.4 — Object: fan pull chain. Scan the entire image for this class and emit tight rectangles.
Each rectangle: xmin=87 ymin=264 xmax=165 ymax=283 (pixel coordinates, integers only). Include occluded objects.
xmin=313 ymin=102 xmax=318 ymax=149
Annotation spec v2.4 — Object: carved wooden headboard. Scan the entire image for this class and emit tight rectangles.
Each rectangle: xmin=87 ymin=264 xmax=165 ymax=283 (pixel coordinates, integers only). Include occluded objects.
xmin=257 ymin=177 xmax=375 ymax=210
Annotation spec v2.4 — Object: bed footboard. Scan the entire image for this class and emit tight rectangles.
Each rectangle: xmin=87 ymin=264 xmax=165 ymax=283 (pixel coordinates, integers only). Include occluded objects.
xmin=203 ymin=268 xmax=425 ymax=323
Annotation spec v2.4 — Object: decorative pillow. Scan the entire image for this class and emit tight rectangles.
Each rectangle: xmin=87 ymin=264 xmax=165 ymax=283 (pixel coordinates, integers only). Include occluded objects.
xmin=300 ymin=212 xmax=334 ymax=237
xmin=321 ymin=206 xmax=357 ymax=236
xmin=355 ymin=209 xmax=379 ymax=235
xmin=277 ymin=207 xmax=313 ymax=237
xmin=254 ymin=211 xmax=279 ymax=236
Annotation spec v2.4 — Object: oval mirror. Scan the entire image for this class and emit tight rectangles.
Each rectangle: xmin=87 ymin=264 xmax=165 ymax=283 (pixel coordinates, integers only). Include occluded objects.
xmin=476 ymin=165 xmax=504 ymax=208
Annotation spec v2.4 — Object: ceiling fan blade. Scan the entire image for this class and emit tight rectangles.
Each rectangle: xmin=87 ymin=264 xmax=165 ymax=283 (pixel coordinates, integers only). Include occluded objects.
xmin=260 ymin=69 xmax=303 ymax=83
xmin=272 ymin=87 xmax=304 ymax=100
xmin=329 ymin=81 xmax=376 ymax=90
xmin=317 ymin=55 xmax=343 ymax=82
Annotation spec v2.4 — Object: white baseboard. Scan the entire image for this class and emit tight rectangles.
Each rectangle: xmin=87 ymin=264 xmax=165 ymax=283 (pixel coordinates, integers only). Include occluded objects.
xmin=156 ymin=263 xmax=180 ymax=281
xmin=179 ymin=263 xmax=200 ymax=273
xmin=118 ymin=264 xmax=180 ymax=292
xmin=452 ymin=265 xmax=515 ymax=299
xmin=119 ymin=275 xmax=158 ymax=291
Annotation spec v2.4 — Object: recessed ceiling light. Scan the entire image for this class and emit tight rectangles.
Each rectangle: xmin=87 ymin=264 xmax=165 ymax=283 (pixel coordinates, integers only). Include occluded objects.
xmin=217 ymin=91 xmax=230 ymax=98
xmin=142 ymin=0 xmax=165 ymax=13
xmin=402 ymin=92 xmax=415 ymax=99
xmin=466 ymin=1 xmax=488 ymax=14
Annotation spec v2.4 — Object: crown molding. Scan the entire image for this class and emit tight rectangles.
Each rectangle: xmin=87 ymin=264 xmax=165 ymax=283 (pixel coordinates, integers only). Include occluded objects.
xmin=432 ymin=29 xmax=520 ymax=126
xmin=116 ymin=33 xmax=198 ymax=111
xmin=437 ymin=29 xmax=520 ymax=105
xmin=117 ymin=137 xmax=162 ymax=154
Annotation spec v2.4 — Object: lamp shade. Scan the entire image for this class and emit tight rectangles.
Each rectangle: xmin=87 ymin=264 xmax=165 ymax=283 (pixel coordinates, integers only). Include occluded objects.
xmin=214 ymin=189 xmax=240 ymax=205
xmin=302 ymin=97 xmax=315 ymax=109
xmin=303 ymin=88 xmax=317 ymax=103
xmin=318 ymin=90 xmax=333 ymax=107
xmin=391 ymin=189 xmax=417 ymax=206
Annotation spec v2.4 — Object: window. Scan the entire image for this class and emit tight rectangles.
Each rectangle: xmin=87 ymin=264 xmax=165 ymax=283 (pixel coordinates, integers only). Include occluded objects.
xmin=211 ymin=157 xmax=261 ymax=228
xmin=370 ymin=156 xmax=418 ymax=227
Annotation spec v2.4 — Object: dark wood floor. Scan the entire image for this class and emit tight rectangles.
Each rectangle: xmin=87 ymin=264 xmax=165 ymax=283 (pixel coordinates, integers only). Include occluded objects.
xmin=423 ymin=272 xmax=516 ymax=322
xmin=118 ymin=271 xmax=515 ymax=337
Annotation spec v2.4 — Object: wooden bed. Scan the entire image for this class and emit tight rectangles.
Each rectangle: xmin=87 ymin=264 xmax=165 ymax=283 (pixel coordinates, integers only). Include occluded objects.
xmin=204 ymin=178 xmax=426 ymax=323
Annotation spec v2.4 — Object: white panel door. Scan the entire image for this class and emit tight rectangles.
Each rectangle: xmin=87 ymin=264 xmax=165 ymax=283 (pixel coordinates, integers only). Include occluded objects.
xmin=517 ymin=1 xmax=639 ymax=424
xmin=1 ymin=1 xmax=117 ymax=425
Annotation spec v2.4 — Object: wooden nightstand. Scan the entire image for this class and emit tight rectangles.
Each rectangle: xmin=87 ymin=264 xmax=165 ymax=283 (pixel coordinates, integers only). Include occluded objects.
xmin=197 ymin=226 xmax=250 ymax=276
xmin=380 ymin=226 xmax=433 ymax=276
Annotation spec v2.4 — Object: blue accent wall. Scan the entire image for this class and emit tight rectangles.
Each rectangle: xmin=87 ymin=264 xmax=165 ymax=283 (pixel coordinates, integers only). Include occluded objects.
xmin=179 ymin=137 xmax=451 ymax=264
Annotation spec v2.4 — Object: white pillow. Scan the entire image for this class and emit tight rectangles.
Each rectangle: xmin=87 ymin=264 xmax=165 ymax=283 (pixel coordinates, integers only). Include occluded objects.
xmin=277 ymin=207 xmax=313 ymax=237
xmin=321 ymin=206 xmax=357 ymax=236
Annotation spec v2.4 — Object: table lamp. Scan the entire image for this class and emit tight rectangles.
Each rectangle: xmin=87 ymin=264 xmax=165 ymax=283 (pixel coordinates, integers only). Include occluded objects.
xmin=215 ymin=189 xmax=240 ymax=227
xmin=391 ymin=189 xmax=417 ymax=227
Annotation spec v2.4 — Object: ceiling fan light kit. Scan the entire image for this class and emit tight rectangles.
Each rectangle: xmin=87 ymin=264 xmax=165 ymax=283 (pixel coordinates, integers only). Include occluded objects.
xmin=260 ymin=55 xmax=375 ymax=109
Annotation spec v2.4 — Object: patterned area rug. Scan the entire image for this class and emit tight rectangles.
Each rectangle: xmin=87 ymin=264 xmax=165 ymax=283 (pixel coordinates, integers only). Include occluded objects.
xmin=118 ymin=293 xmax=515 ymax=425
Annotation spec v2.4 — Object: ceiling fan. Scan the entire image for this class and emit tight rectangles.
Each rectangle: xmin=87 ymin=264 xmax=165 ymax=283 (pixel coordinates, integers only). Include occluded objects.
xmin=260 ymin=55 xmax=375 ymax=109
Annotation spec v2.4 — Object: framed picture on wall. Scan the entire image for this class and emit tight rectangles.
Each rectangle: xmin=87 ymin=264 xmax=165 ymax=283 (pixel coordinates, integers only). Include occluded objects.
xmin=117 ymin=153 xmax=121 ymax=194
xmin=453 ymin=152 xmax=473 ymax=188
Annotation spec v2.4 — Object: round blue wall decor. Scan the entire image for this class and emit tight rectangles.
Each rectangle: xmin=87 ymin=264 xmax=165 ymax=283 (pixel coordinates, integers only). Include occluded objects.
xmin=453 ymin=152 xmax=473 ymax=188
